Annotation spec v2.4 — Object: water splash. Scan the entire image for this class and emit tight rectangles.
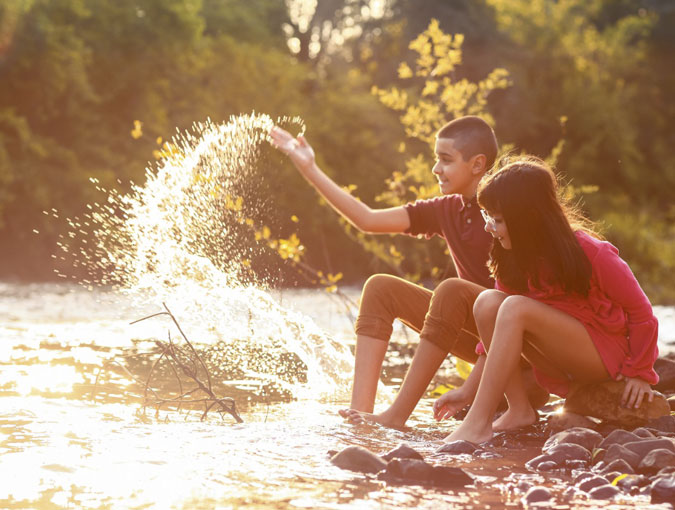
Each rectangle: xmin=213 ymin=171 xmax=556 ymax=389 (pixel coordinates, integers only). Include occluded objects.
xmin=60 ymin=113 xmax=353 ymax=401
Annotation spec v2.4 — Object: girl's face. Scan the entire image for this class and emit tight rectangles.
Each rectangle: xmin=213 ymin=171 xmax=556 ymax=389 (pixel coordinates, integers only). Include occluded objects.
xmin=481 ymin=210 xmax=511 ymax=250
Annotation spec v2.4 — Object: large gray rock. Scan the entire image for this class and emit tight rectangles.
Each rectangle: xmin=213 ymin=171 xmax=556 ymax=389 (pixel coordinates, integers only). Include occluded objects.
xmin=544 ymin=427 xmax=603 ymax=452
xmin=330 ymin=446 xmax=387 ymax=474
xmin=564 ymin=380 xmax=670 ymax=426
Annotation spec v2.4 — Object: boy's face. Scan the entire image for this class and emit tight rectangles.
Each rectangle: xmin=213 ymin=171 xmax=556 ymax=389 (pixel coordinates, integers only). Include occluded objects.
xmin=432 ymin=137 xmax=481 ymax=197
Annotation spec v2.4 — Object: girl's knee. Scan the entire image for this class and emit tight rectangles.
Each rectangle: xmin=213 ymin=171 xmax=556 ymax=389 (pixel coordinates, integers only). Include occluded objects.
xmin=497 ymin=295 xmax=533 ymax=323
xmin=473 ymin=289 xmax=507 ymax=323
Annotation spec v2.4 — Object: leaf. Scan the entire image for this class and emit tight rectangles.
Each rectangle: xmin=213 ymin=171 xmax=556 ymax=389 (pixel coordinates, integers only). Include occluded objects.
xmin=455 ymin=358 xmax=472 ymax=380
xmin=430 ymin=383 xmax=455 ymax=397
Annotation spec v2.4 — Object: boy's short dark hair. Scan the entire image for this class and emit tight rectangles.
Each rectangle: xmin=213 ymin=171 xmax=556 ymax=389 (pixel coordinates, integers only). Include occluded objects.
xmin=437 ymin=116 xmax=498 ymax=171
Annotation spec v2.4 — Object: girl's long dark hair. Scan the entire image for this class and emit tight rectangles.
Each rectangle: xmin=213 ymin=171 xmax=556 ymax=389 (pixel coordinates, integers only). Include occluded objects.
xmin=477 ymin=156 xmax=597 ymax=296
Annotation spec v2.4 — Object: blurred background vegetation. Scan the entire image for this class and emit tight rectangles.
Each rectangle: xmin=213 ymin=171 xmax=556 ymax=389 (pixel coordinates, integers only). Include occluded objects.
xmin=0 ymin=0 xmax=673 ymax=303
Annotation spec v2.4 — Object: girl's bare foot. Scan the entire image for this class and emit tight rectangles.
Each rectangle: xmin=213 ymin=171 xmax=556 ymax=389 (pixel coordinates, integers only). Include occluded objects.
xmin=443 ymin=420 xmax=493 ymax=444
xmin=337 ymin=408 xmax=407 ymax=429
xmin=492 ymin=407 xmax=538 ymax=432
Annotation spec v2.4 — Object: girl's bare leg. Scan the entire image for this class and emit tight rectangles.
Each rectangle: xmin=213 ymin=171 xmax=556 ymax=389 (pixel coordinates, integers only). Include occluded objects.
xmin=444 ymin=294 xmax=609 ymax=444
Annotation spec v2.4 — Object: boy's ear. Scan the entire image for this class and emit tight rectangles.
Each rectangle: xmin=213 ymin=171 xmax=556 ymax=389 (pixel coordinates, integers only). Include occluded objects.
xmin=471 ymin=154 xmax=487 ymax=175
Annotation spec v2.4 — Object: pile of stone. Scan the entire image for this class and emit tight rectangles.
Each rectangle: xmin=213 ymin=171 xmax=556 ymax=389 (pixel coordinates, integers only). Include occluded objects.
xmin=329 ymin=444 xmax=474 ymax=489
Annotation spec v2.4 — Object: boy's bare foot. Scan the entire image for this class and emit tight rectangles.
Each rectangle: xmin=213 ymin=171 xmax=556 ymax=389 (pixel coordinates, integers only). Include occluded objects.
xmin=492 ymin=407 xmax=538 ymax=432
xmin=338 ymin=408 xmax=407 ymax=429
xmin=443 ymin=421 xmax=493 ymax=444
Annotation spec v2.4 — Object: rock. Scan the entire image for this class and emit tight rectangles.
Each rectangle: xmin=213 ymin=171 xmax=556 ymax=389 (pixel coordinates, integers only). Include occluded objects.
xmin=598 ymin=430 xmax=641 ymax=449
xmin=577 ymin=475 xmax=610 ymax=492
xmin=632 ymin=427 xmax=656 ymax=438
xmin=381 ymin=444 xmax=424 ymax=462
xmin=668 ymin=395 xmax=675 ymax=412
xmin=651 ymin=476 xmax=675 ymax=504
xmin=647 ymin=415 xmax=675 ymax=433
xmin=378 ymin=458 xmax=473 ymax=488
xmin=654 ymin=357 xmax=675 ymax=392
xmin=638 ymin=449 xmax=675 ymax=475
xmin=546 ymin=412 xmax=596 ymax=433
xmin=546 ymin=443 xmax=591 ymax=463
xmin=623 ymin=438 xmax=675 ymax=457
xmin=588 ymin=484 xmax=620 ymax=500
xmin=537 ymin=461 xmax=559 ymax=472
xmin=603 ymin=444 xmax=642 ymax=470
xmin=330 ymin=446 xmax=387 ymax=474
xmin=601 ymin=459 xmax=635 ymax=475
xmin=567 ymin=460 xmax=587 ymax=470
xmin=436 ymin=440 xmax=478 ymax=455
xmin=543 ymin=427 xmax=603 ymax=453
xmin=615 ymin=474 xmax=648 ymax=492
xmin=564 ymin=381 xmax=670 ymax=426
xmin=522 ymin=486 xmax=552 ymax=504
xmin=573 ymin=472 xmax=594 ymax=484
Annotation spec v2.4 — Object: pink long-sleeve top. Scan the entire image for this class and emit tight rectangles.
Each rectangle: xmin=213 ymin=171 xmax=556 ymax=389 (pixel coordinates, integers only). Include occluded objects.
xmin=477 ymin=230 xmax=659 ymax=396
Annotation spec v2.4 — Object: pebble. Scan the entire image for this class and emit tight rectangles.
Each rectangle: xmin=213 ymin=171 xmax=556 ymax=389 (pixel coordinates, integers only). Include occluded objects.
xmin=632 ymin=427 xmax=656 ymax=438
xmin=436 ymin=440 xmax=477 ymax=455
xmin=638 ymin=448 xmax=675 ymax=475
xmin=598 ymin=429 xmax=640 ymax=449
xmin=588 ymin=483 xmax=620 ymax=500
xmin=543 ymin=427 xmax=603 ymax=452
xmin=381 ymin=444 xmax=424 ymax=462
xmin=602 ymin=443 xmax=641 ymax=469
xmin=651 ymin=476 xmax=675 ymax=504
xmin=330 ymin=446 xmax=387 ymax=474
xmin=577 ymin=475 xmax=609 ymax=492
xmin=522 ymin=486 xmax=552 ymax=504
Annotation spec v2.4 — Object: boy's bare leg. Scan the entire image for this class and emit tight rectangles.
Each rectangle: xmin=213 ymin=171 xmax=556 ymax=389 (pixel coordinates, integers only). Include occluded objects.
xmin=341 ymin=338 xmax=446 ymax=426
xmin=344 ymin=334 xmax=388 ymax=412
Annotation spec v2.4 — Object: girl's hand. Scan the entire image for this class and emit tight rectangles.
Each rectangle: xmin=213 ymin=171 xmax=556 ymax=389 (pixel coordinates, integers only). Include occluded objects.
xmin=270 ymin=126 xmax=315 ymax=173
xmin=616 ymin=374 xmax=654 ymax=409
xmin=433 ymin=388 xmax=471 ymax=421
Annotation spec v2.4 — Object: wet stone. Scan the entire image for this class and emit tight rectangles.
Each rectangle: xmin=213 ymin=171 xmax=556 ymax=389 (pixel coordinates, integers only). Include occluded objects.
xmin=577 ymin=475 xmax=610 ymax=492
xmin=601 ymin=458 xmax=634 ymax=475
xmin=573 ymin=471 xmax=594 ymax=484
xmin=378 ymin=459 xmax=474 ymax=488
xmin=546 ymin=412 xmax=596 ymax=433
xmin=602 ymin=444 xmax=641 ymax=470
xmin=522 ymin=486 xmax=552 ymax=504
xmin=632 ymin=427 xmax=656 ymax=439
xmin=616 ymin=474 xmax=648 ymax=492
xmin=588 ymin=483 xmax=620 ymax=500
xmin=546 ymin=442 xmax=591 ymax=463
xmin=650 ymin=476 xmax=675 ymax=504
xmin=537 ymin=461 xmax=559 ymax=472
xmin=330 ymin=446 xmax=387 ymax=474
xmin=647 ymin=414 xmax=675 ymax=433
xmin=543 ymin=427 xmax=603 ymax=452
xmin=638 ymin=448 xmax=675 ymax=475
xmin=598 ymin=429 xmax=641 ymax=449
xmin=566 ymin=459 xmax=587 ymax=470
xmin=436 ymin=440 xmax=477 ymax=455
xmin=381 ymin=444 xmax=424 ymax=462
xmin=624 ymin=438 xmax=675 ymax=457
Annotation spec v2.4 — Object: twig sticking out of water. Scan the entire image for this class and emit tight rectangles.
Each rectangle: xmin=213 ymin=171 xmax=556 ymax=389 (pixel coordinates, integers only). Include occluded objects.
xmin=130 ymin=303 xmax=243 ymax=423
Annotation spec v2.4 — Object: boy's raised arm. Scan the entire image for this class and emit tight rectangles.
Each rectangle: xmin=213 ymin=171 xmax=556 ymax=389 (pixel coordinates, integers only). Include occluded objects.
xmin=270 ymin=126 xmax=410 ymax=234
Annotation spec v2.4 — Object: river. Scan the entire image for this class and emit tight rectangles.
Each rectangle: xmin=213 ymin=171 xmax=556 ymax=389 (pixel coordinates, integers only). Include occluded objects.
xmin=1 ymin=282 xmax=673 ymax=509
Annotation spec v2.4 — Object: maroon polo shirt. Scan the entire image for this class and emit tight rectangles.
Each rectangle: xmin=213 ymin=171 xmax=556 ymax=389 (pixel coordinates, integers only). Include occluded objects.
xmin=404 ymin=194 xmax=494 ymax=288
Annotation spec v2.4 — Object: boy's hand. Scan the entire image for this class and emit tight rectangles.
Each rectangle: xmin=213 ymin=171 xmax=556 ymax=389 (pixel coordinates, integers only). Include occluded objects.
xmin=433 ymin=387 xmax=471 ymax=421
xmin=270 ymin=126 xmax=315 ymax=173
xmin=616 ymin=374 xmax=654 ymax=409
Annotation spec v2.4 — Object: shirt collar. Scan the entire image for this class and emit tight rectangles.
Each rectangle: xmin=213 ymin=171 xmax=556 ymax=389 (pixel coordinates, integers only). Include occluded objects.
xmin=459 ymin=194 xmax=478 ymax=212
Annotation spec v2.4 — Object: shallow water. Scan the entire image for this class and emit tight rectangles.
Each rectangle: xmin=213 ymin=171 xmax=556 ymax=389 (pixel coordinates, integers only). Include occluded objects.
xmin=1 ymin=282 xmax=674 ymax=509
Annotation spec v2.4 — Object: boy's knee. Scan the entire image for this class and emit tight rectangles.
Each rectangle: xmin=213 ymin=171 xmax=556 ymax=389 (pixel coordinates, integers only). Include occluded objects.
xmin=361 ymin=273 xmax=396 ymax=299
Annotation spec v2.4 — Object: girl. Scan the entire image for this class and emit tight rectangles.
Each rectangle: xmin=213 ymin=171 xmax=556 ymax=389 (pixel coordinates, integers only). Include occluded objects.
xmin=436 ymin=156 xmax=659 ymax=444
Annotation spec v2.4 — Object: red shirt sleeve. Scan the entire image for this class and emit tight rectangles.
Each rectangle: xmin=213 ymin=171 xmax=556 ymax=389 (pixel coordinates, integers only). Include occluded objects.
xmin=592 ymin=242 xmax=659 ymax=384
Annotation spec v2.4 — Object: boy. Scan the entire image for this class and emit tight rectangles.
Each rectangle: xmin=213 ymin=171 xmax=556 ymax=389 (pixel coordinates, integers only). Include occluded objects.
xmin=270 ymin=116 xmax=547 ymax=428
